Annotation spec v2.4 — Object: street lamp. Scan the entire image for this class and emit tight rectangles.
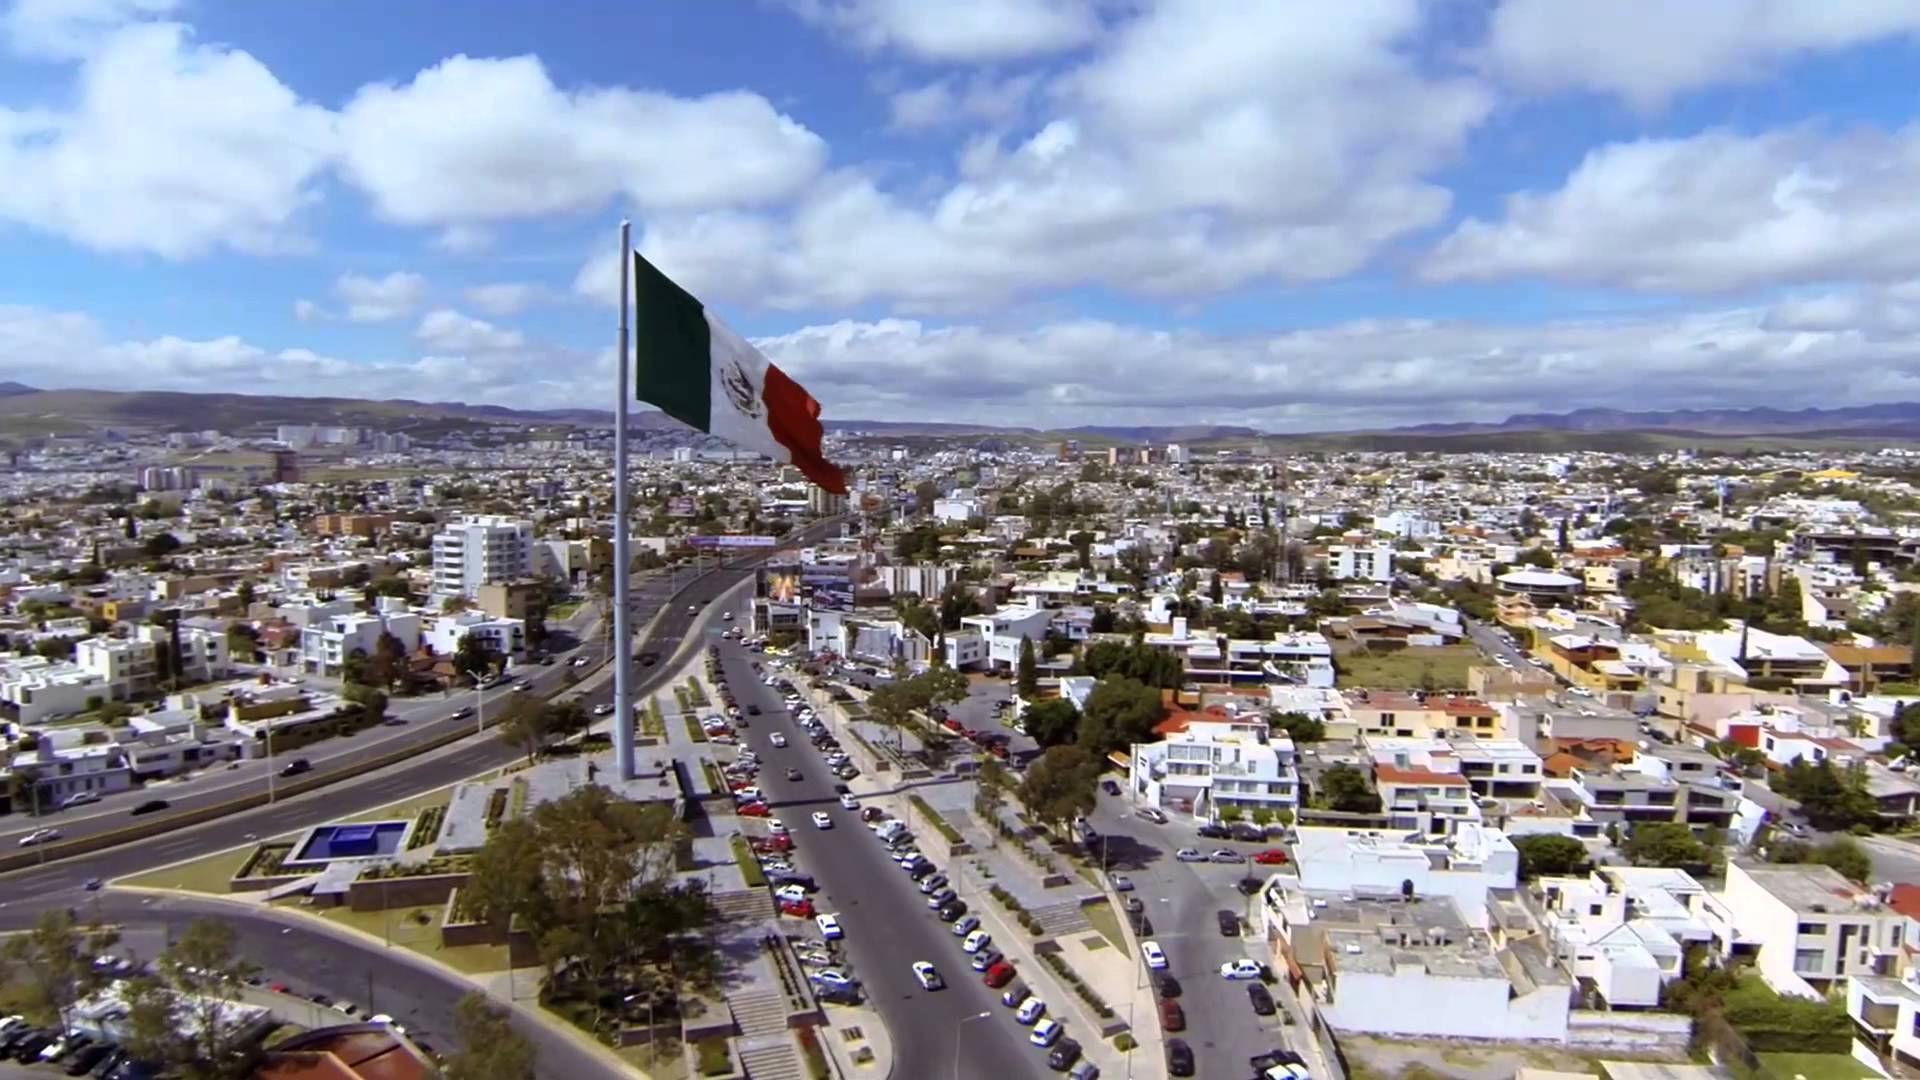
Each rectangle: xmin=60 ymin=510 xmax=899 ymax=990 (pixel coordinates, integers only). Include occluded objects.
xmin=952 ymin=1010 xmax=991 ymax=1080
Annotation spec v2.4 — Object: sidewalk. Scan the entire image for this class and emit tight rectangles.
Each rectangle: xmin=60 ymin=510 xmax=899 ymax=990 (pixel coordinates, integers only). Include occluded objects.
xmin=817 ymin=1001 xmax=894 ymax=1080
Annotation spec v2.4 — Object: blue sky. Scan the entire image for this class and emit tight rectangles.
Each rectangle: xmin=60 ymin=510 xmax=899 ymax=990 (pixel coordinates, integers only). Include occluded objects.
xmin=5 ymin=0 xmax=1920 ymax=430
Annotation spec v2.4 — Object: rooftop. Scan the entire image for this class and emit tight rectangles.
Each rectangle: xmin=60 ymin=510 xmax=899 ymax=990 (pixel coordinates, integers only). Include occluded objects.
xmin=1737 ymin=862 xmax=1879 ymax=915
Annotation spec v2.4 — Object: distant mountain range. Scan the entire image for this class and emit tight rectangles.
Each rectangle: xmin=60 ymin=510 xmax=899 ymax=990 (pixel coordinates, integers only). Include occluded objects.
xmin=2 ymin=383 xmax=1918 ymax=448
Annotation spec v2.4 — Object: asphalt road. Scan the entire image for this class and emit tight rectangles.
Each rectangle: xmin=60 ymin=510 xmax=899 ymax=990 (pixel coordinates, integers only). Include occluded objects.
xmin=1462 ymin=616 xmax=1534 ymax=673
xmin=713 ymin=640 xmax=1055 ymax=1080
xmin=1085 ymin=793 xmax=1299 ymax=1078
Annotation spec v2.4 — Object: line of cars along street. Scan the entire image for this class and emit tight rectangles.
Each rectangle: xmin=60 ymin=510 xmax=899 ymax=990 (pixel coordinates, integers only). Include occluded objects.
xmin=724 ymin=644 xmax=1100 ymax=1077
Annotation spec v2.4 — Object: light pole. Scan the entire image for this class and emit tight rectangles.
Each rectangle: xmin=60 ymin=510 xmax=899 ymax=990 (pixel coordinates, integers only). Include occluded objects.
xmin=264 ymin=725 xmax=276 ymax=805
xmin=952 ymin=1010 xmax=991 ymax=1080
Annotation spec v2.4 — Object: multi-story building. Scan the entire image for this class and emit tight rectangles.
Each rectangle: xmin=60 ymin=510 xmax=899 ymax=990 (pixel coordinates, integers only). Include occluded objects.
xmin=1536 ymin=867 xmax=1722 ymax=1009
xmin=1289 ymin=823 xmax=1519 ymax=929
xmin=1561 ymin=766 xmax=1739 ymax=833
xmin=75 ymin=637 xmax=158 ymax=700
xmin=432 ymin=516 xmax=534 ymax=600
xmin=1327 ymin=543 xmax=1395 ymax=582
xmin=0 ymin=656 xmax=106 ymax=724
xmin=298 ymin=613 xmax=422 ymax=676
xmin=1723 ymin=863 xmax=1906 ymax=998
xmin=1338 ymin=690 xmax=1504 ymax=741
xmin=1127 ymin=711 xmax=1298 ymax=822
xmin=423 ymin=611 xmax=526 ymax=661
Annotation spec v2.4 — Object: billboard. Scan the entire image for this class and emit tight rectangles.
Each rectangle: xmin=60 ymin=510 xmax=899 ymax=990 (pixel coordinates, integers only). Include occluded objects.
xmin=765 ymin=572 xmax=801 ymax=604
xmin=689 ymin=535 xmax=778 ymax=549
xmin=667 ymin=497 xmax=696 ymax=517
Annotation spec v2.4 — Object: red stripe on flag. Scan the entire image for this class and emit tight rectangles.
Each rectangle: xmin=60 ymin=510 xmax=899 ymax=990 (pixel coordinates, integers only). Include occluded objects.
xmin=762 ymin=363 xmax=847 ymax=495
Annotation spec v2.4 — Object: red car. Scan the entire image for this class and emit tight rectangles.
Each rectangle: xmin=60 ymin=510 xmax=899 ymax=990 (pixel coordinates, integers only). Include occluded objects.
xmin=752 ymin=834 xmax=793 ymax=853
xmin=1160 ymin=998 xmax=1186 ymax=1032
xmin=779 ymin=898 xmax=815 ymax=918
xmin=982 ymin=961 xmax=1016 ymax=988
xmin=942 ymin=718 xmax=964 ymax=733
xmin=989 ymin=744 xmax=1009 ymax=760
xmin=738 ymin=802 xmax=771 ymax=818
xmin=1252 ymin=849 xmax=1289 ymax=865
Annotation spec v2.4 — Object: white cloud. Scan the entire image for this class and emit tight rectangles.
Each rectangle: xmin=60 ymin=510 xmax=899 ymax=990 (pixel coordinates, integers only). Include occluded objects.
xmin=792 ymin=0 xmax=1100 ymax=62
xmin=0 ymin=304 xmax=611 ymax=409
xmin=888 ymin=73 xmax=1037 ymax=131
xmin=2 ymin=0 xmax=178 ymax=59
xmin=0 ymin=22 xmax=337 ymax=259
xmin=432 ymin=224 xmax=493 ymax=255
xmin=615 ymin=0 xmax=1489 ymax=312
xmin=292 ymin=298 xmax=326 ymax=322
xmin=415 ymin=308 xmax=526 ymax=351
xmin=1483 ymin=0 xmax=1920 ymax=110
xmin=333 ymin=271 xmax=428 ymax=323
xmin=1422 ymin=124 xmax=1920 ymax=292
xmin=463 ymin=283 xmax=555 ymax=317
xmin=336 ymin=54 xmax=828 ymax=227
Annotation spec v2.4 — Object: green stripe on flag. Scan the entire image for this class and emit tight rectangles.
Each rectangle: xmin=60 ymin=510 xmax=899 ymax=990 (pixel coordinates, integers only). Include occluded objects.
xmin=632 ymin=251 xmax=711 ymax=430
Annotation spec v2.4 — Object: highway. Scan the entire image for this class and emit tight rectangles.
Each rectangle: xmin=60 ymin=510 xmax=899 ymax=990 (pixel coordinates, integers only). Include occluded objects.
xmin=712 ymin=638 xmax=1054 ymax=1080
xmin=0 ymin=519 xmax=841 ymax=1079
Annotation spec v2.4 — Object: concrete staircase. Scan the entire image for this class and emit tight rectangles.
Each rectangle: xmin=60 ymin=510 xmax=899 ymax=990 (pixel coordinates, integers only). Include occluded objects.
xmin=713 ymin=888 xmax=776 ymax=924
xmin=728 ymin=988 xmax=804 ymax=1080
xmin=1030 ymin=898 xmax=1094 ymax=939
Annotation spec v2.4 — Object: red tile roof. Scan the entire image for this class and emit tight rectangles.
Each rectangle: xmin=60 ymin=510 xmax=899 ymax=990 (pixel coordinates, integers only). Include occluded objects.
xmin=1887 ymin=883 xmax=1920 ymax=921
xmin=1373 ymin=764 xmax=1469 ymax=787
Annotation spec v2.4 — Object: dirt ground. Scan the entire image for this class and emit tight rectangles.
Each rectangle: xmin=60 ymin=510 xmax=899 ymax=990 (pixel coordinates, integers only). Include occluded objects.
xmin=1342 ymin=1036 xmax=1690 ymax=1080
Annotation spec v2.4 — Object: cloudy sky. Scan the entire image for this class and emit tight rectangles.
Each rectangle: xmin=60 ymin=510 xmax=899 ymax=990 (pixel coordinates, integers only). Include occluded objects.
xmin=5 ymin=0 xmax=1920 ymax=431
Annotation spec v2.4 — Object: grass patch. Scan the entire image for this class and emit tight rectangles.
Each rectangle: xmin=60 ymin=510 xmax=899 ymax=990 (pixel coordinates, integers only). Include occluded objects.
xmin=685 ymin=715 xmax=709 ymax=743
xmin=674 ymin=687 xmax=693 ymax=713
xmin=695 ymin=1037 xmax=732 ymax=1077
xmin=293 ymin=901 xmax=510 ymax=976
xmin=117 ymin=842 xmax=258 ymax=894
xmin=1082 ymin=900 xmax=1129 ymax=956
xmin=731 ymin=835 xmax=767 ymax=888
xmin=1757 ymin=1053 xmax=1874 ymax=1080
xmin=642 ymin=696 xmax=666 ymax=738
xmin=687 ymin=678 xmax=710 ymax=708
xmin=1335 ymin=644 xmax=1478 ymax=690
xmin=909 ymin=794 xmax=963 ymax=846
xmin=618 ymin=1038 xmax=690 ymax=1080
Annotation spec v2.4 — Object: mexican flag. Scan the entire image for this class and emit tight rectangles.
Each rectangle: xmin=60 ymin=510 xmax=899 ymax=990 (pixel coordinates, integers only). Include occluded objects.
xmin=631 ymin=250 xmax=847 ymax=494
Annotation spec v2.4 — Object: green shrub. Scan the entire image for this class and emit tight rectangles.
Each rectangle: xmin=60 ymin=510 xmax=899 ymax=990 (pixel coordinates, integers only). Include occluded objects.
xmin=731 ymin=835 xmax=767 ymax=888
xmin=695 ymin=1037 xmax=732 ymax=1077
xmin=1113 ymin=1033 xmax=1136 ymax=1051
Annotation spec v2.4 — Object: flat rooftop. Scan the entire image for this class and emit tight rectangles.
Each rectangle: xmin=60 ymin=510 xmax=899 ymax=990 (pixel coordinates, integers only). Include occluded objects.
xmin=1738 ymin=863 xmax=1876 ymax=914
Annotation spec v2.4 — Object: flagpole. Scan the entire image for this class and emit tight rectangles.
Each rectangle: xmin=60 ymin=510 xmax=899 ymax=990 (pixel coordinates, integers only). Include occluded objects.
xmin=613 ymin=219 xmax=635 ymax=782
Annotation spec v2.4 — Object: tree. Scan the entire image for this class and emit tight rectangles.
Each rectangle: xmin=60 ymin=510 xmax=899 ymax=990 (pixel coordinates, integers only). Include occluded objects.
xmin=0 ymin=910 xmax=118 ymax=1031
xmin=1022 ymin=698 xmax=1081 ymax=748
xmin=157 ymin=920 xmax=261 ymax=1076
xmin=1770 ymin=836 xmax=1874 ymax=883
xmin=370 ymin=629 xmax=409 ymax=692
xmin=235 ymin=580 xmax=256 ymax=607
xmin=1016 ymin=636 xmax=1038 ymax=697
xmin=444 ymin=992 xmax=536 ymax=1080
xmin=443 ymin=594 xmax=473 ymax=614
xmin=1017 ymin=745 xmax=1101 ymax=832
xmin=463 ymin=818 xmax=547 ymax=936
xmin=1077 ymin=676 xmax=1165 ymax=754
xmin=497 ymin=695 xmax=550 ymax=765
xmin=1774 ymin=758 xmax=1879 ymax=831
xmin=1512 ymin=834 xmax=1591 ymax=879
xmin=1269 ymin=711 xmax=1325 ymax=743
xmin=142 ymin=531 xmax=182 ymax=559
xmin=1314 ymin=764 xmax=1379 ymax=813
xmin=454 ymin=632 xmax=492 ymax=681
xmin=1620 ymin=822 xmax=1716 ymax=870
xmin=975 ymin=757 xmax=1013 ymax=833
xmin=341 ymin=646 xmax=371 ymax=688
xmin=1208 ymin=574 xmax=1224 ymax=605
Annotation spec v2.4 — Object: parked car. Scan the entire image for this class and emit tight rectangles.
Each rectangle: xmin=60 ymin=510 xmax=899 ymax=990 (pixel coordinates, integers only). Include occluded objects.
xmin=1028 ymin=1018 xmax=1063 ymax=1047
xmin=1159 ymin=998 xmax=1185 ymax=1032
xmin=1248 ymin=982 xmax=1276 ymax=1016
xmin=1000 ymin=981 xmax=1031 ymax=1007
xmin=1135 ymin=807 xmax=1168 ymax=824
xmin=1141 ymin=941 xmax=1168 ymax=970
xmin=1154 ymin=974 xmax=1182 ymax=999
xmin=1101 ymin=779 xmax=1120 ymax=796
xmin=1174 ymin=848 xmax=1207 ymax=862
xmin=969 ymin=948 xmax=1003 ymax=973
xmin=1047 ymin=1039 xmax=1082 ymax=1071
xmin=1196 ymin=822 xmax=1230 ymax=839
xmin=1252 ymin=848 xmax=1290 ymax=865
xmin=982 ymin=961 xmax=1016 ymax=988
xmin=1219 ymin=959 xmax=1263 ymax=980
xmin=1016 ymin=996 xmax=1047 ymax=1025
xmin=1209 ymin=848 xmax=1244 ymax=863
xmin=952 ymin=915 xmax=981 ymax=937
xmin=937 ymin=900 xmax=967 ymax=922
xmin=1166 ymin=1038 xmax=1195 ymax=1078
xmin=1218 ymin=910 xmax=1241 ymax=936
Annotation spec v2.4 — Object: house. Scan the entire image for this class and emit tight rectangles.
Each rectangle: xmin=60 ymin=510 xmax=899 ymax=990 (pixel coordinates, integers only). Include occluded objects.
xmin=945 ymin=605 xmax=1051 ymax=672
xmin=0 ymin=655 xmax=106 ymax=724
xmin=1818 ymin=643 xmax=1914 ymax=694
xmin=1721 ymin=862 xmax=1906 ymax=998
xmin=1559 ymin=767 xmax=1738 ymax=834
xmin=422 ymin=611 xmax=525 ymax=661
xmin=298 ymin=612 xmax=423 ymax=676
xmin=1127 ymin=714 xmax=1298 ymax=822
xmin=1338 ymin=690 xmax=1504 ymax=741
xmin=1536 ymin=867 xmax=1721 ymax=1009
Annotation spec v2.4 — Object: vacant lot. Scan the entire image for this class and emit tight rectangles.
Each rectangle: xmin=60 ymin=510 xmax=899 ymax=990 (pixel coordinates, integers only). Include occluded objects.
xmin=1343 ymin=1036 xmax=1687 ymax=1080
xmin=1335 ymin=644 xmax=1480 ymax=690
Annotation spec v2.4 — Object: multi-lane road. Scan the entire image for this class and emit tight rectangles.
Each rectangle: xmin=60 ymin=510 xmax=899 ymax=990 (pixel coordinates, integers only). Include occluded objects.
xmin=712 ymin=637 xmax=1055 ymax=1080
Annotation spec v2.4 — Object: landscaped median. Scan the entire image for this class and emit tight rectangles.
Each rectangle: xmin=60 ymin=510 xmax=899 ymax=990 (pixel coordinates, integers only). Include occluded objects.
xmin=685 ymin=715 xmax=710 ymax=743
xmin=730 ymin=835 xmax=767 ymax=888
xmin=907 ymin=794 xmax=967 ymax=851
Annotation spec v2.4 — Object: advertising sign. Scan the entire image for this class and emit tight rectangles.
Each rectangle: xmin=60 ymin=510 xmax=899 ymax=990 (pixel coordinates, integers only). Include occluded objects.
xmin=667 ymin=497 xmax=696 ymax=517
xmin=764 ymin=572 xmax=801 ymax=603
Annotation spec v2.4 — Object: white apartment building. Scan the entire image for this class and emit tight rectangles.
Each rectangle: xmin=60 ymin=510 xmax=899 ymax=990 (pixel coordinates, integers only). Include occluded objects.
xmin=0 ymin=655 xmax=105 ymax=725
xmin=1722 ymin=863 xmax=1906 ymax=998
xmin=1291 ymin=824 xmax=1519 ymax=929
xmin=298 ymin=612 xmax=423 ymax=676
xmin=130 ymin=623 xmax=231 ymax=685
xmin=875 ymin=563 xmax=957 ymax=600
xmin=1328 ymin=543 xmax=1396 ymax=582
xmin=1142 ymin=617 xmax=1336 ymax=687
xmin=949 ymin=605 xmax=1052 ymax=671
xmin=75 ymin=637 xmax=158 ymax=700
xmin=431 ymin=515 xmax=534 ymax=599
xmin=1128 ymin=716 xmax=1299 ymax=821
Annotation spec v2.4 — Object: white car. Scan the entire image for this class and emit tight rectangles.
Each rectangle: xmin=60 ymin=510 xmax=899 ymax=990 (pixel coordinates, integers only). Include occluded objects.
xmin=770 ymin=733 xmax=788 ymax=748
xmin=810 ymin=969 xmax=855 ymax=990
xmin=17 ymin=827 xmax=61 ymax=848
xmin=1028 ymin=1018 xmax=1063 ymax=1047
xmin=733 ymin=787 xmax=764 ymax=803
xmin=774 ymin=885 xmax=810 ymax=904
xmin=816 ymin=913 xmax=843 ymax=940
xmin=951 ymin=915 xmax=980 ymax=936
xmin=760 ymin=860 xmax=795 ymax=874
xmin=912 ymin=961 xmax=945 ymax=990
xmin=962 ymin=930 xmax=991 ymax=954
xmin=60 ymin=791 xmax=100 ymax=809
xmin=768 ymin=819 xmax=788 ymax=835
xmin=839 ymin=793 xmax=859 ymax=810
xmin=723 ymin=612 xmax=734 ymax=621
xmin=811 ymin=811 xmax=833 ymax=829
xmin=592 ymin=703 xmax=615 ymax=716
xmin=1015 ymin=996 xmax=1046 ymax=1025
xmin=1219 ymin=958 xmax=1263 ymax=980
xmin=1142 ymin=940 xmax=1168 ymax=970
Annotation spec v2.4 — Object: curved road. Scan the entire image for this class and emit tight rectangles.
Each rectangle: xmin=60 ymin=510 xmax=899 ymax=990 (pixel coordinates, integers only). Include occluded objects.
xmin=712 ymin=641 xmax=1054 ymax=1080
xmin=0 ymin=520 xmax=840 ymax=1078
